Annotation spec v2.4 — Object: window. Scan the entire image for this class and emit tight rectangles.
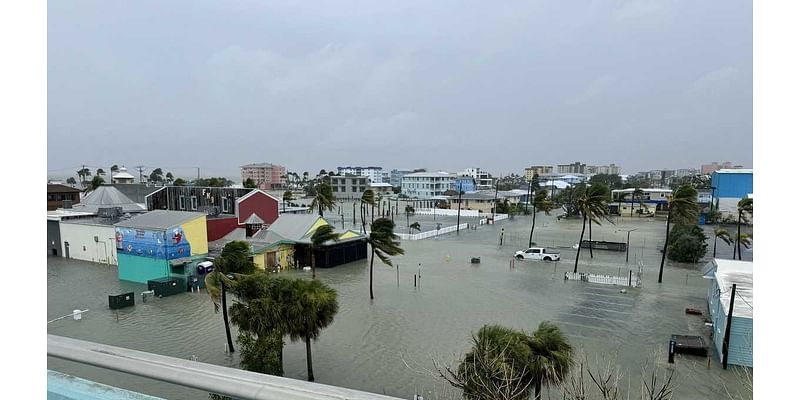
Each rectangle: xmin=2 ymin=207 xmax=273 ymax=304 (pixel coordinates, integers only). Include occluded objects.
xmin=191 ymin=196 xmax=198 ymax=210
xmin=222 ymin=198 xmax=229 ymax=213
xmin=332 ymin=186 xmax=338 ymax=192
xmin=179 ymin=196 xmax=186 ymax=210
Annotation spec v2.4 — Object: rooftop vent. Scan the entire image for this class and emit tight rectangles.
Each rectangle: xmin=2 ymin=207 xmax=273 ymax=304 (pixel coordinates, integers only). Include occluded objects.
xmin=97 ymin=207 xmax=123 ymax=218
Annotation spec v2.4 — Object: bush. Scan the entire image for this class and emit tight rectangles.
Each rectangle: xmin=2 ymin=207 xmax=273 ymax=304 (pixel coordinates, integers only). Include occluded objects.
xmin=237 ymin=331 xmax=284 ymax=376
xmin=667 ymin=225 xmax=707 ymax=263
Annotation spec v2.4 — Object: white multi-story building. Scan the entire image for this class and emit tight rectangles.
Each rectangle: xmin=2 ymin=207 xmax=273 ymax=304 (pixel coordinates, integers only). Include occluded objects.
xmin=337 ymin=166 xmax=384 ymax=184
xmin=401 ymin=171 xmax=457 ymax=198
xmin=460 ymin=168 xmax=493 ymax=190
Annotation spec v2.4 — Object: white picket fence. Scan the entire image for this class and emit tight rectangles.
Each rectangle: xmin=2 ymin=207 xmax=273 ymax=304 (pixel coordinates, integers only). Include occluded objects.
xmin=393 ymin=223 xmax=470 ymax=240
xmin=564 ymin=271 xmax=641 ymax=288
xmin=414 ymin=208 xmax=481 ymax=218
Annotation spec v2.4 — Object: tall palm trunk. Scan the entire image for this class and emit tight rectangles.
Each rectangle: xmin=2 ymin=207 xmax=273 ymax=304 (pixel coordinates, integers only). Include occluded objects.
xmin=305 ymin=327 xmax=314 ymax=381
xmin=713 ymin=237 xmax=718 ymax=258
xmin=528 ymin=205 xmax=537 ymax=247
xmin=221 ymin=281 xmax=234 ymax=353
xmin=361 ymin=203 xmax=366 ymax=233
xmin=588 ymin=219 xmax=593 ymax=258
xmin=534 ymin=381 xmax=543 ymax=400
xmin=658 ymin=207 xmax=672 ymax=283
xmin=630 ymin=196 xmax=634 ymax=217
xmin=311 ymin=250 xmax=316 ymax=279
xmin=574 ymin=215 xmax=587 ymax=273
xmin=736 ymin=211 xmax=742 ymax=260
xmin=352 ymin=202 xmax=356 ymax=225
xmin=371 ymin=203 xmax=375 ymax=223
xmin=369 ymin=247 xmax=375 ymax=300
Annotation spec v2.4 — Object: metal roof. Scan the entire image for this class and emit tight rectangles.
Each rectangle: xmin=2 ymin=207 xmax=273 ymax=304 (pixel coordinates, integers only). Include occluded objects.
xmin=48 ymin=184 xmax=81 ymax=193
xmin=262 ymin=214 xmax=326 ymax=241
xmin=242 ymin=213 xmax=265 ymax=224
xmin=708 ymin=259 xmax=753 ymax=318
xmin=69 ymin=185 xmax=146 ymax=213
xmin=115 ymin=210 xmax=205 ymax=230
xmin=714 ymin=169 xmax=753 ymax=174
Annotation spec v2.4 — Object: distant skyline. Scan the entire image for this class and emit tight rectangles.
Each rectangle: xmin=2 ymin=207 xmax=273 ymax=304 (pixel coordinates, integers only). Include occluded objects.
xmin=48 ymin=1 xmax=752 ymax=179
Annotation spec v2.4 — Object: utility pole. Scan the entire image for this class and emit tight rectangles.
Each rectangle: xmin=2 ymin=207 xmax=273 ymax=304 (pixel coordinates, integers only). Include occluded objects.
xmin=492 ymin=177 xmax=499 ymax=222
xmin=456 ymin=181 xmax=463 ymax=235
xmin=136 ymin=166 xmax=146 ymax=184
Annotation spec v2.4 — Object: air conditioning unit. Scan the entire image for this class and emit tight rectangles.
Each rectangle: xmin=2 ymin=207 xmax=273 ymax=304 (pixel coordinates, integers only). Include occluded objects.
xmin=62 ymin=199 xmax=73 ymax=209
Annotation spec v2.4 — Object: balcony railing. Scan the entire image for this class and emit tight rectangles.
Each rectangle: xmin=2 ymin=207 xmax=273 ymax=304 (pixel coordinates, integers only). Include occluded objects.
xmin=48 ymin=334 xmax=404 ymax=400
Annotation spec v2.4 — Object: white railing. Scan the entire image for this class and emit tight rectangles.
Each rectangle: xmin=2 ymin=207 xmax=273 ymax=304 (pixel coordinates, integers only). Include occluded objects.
xmin=394 ymin=223 xmax=470 ymax=240
xmin=413 ymin=208 xmax=481 ymax=217
xmin=48 ymin=334 xmax=403 ymax=400
xmin=564 ymin=271 xmax=641 ymax=287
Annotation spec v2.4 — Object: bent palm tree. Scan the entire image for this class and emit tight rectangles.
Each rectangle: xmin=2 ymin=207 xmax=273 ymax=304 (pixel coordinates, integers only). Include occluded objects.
xmin=410 ymin=221 xmax=421 ymax=234
xmin=405 ymin=205 xmax=415 ymax=231
xmin=205 ymin=265 xmax=237 ymax=353
xmin=529 ymin=189 xmax=552 ymax=247
xmin=573 ymin=184 xmax=611 ymax=273
xmin=735 ymin=232 xmax=752 ymax=257
xmin=287 ymin=279 xmax=339 ymax=382
xmin=658 ymin=185 xmax=700 ymax=283
xmin=712 ymin=227 xmax=732 ymax=258
xmin=310 ymin=182 xmax=336 ymax=217
xmin=735 ymin=197 xmax=753 ymax=260
xmin=309 ymin=224 xmax=339 ymax=280
xmin=282 ymin=191 xmax=293 ymax=213
xmin=361 ymin=190 xmax=375 ymax=232
xmin=631 ymin=188 xmax=644 ymax=217
xmin=527 ymin=321 xmax=573 ymax=400
xmin=367 ymin=218 xmax=404 ymax=300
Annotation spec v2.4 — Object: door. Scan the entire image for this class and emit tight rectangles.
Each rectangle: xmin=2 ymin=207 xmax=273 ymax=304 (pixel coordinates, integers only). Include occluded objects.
xmin=266 ymin=252 xmax=276 ymax=268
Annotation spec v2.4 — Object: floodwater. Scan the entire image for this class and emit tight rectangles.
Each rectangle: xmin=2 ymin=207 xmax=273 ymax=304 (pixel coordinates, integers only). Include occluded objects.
xmin=48 ymin=209 xmax=752 ymax=399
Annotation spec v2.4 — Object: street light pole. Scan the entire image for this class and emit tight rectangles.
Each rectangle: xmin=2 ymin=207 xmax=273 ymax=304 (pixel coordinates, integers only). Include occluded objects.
xmin=617 ymin=228 xmax=637 ymax=264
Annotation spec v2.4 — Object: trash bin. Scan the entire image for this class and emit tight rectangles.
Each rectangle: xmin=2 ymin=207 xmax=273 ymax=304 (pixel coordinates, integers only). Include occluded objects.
xmin=108 ymin=292 xmax=135 ymax=309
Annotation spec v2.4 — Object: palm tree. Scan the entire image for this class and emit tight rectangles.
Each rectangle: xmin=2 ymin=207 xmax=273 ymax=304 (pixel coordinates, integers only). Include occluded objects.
xmin=529 ymin=189 xmax=552 ymax=247
xmin=456 ymin=324 xmax=533 ymax=400
xmin=88 ymin=175 xmax=105 ymax=191
xmin=712 ymin=227 xmax=732 ymax=258
xmin=631 ymin=188 xmax=644 ymax=217
xmin=367 ymin=218 xmax=404 ymax=300
xmin=110 ymin=165 xmax=119 ymax=174
xmin=287 ymin=279 xmax=338 ymax=382
xmin=658 ymin=185 xmax=700 ymax=283
xmin=76 ymin=167 xmax=92 ymax=187
xmin=361 ymin=190 xmax=375 ymax=233
xmin=410 ymin=222 xmax=421 ymax=234
xmin=310 ymin=182 xmax=336 ymax=217
xmin=309 ymin=224 xmax=339 ymax=279
xmin=527 ymin=321 xmax=573 ymax=400
xmin=282 ymin=191 xmax=293 ymax=213
xmin=96 ymin=168 xmax=105 ymax=176
xmin=404 ymin=205 xmax=415 ymax=230
xmin=734 ymin=232 xmax=753 ymax=258
xmin=734 ymin=197 xmax=753 ymax=260
xmin=66 ymin=177 xmax=77 ymax=185
xmin=573 ymin=184 xmax=610 ymax=273
xmin=165 ymin=172 xmax=174 ymax=184
xmin=204 ymin=240 xmax=257 ymax=353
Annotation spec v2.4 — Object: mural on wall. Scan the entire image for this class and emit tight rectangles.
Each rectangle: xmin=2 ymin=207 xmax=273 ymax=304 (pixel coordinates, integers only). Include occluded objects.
xmin=116 ymin=227 xmax=192 ymax=259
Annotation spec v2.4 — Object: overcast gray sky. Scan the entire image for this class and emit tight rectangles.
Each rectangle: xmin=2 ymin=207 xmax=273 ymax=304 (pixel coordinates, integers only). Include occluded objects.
xmin=48 ymin=0 xmax=752 ymax=180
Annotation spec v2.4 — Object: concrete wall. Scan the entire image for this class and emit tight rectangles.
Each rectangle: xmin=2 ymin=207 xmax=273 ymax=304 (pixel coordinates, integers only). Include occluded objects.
xmin=118 ymin=253 xmax=170 ymax=283
xmin=48 ymin=220 xmax=62 ymax=256
xmin=59 ymin=222 xmax=118 ymax=265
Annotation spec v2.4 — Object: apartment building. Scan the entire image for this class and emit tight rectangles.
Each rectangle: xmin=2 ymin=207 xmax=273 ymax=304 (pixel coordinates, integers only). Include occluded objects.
xmin=524 ymin=166 xmax=554 ymax=180
xmin=337 ymin=166 xmax=384 ymax=184
xmin=401 ymin=171 xmax=457 ymax=198
xmin=240 ymin=162 xmax=287 ymax=190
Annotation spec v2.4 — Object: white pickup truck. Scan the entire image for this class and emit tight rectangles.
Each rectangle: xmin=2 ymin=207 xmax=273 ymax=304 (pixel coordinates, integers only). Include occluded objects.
xmin=515 ymin=247 xmax=561 ymax=262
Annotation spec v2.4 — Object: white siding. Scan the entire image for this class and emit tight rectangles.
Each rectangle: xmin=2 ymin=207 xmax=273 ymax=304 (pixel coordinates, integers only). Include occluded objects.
xmin=59 ymin=222 xmax=118 ymax=265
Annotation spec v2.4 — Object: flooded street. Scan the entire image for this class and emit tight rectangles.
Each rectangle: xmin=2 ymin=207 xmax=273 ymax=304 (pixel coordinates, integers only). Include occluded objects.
xmin=48 ymin=211 xmax=752 ymax=399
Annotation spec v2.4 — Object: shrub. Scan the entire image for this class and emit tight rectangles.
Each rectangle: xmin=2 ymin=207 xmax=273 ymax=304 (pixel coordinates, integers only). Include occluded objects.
xmin=667 ymin=225 xmax=707 ymax=263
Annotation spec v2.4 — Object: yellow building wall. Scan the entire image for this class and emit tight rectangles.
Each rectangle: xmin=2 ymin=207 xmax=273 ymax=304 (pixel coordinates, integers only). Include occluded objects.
xmin=254 ymin=244 xmax=295 ymax=270
xmin=181 ymin=216 xmax=209 ymax=255
xmin=253 ymin=252 xmax=266 ymax=271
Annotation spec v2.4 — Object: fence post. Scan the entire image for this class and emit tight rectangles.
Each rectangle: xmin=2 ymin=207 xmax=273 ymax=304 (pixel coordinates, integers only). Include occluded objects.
xmin=629 ymin=270 xmax=632 ymax=287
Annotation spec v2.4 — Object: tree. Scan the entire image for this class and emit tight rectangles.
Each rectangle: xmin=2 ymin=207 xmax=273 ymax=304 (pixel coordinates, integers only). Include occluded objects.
xmin=66 ymin=177 xmax=77 ymax=185
xmin=287 ymin=279 xmax=338 ymax=382
xmin=76 ymin=167 xmax=92 ymax=187
xmin=204 ymin=241 xmax=257 ymax=353
xmin=712 ymin=227 xmax=732 ymax=258
xmin=110 ymin=165 xmax=119 ymax=174
xmin=96 ymin=168 xmax=105 ymax=176
xmin=589 ymin=174 xmax=622 ymax=190
xmin=734 ymin=232 xmax=752 ymax=257
xmin=361 ymin=190 xmax=376 ymax=233
xmin=309 ymin=224 xmax=339 ymax=279
xmin=404 ymin=205 xmax=415 ymax=231
xmin=367 ymin=218 xmax=404 ymax=300
xmin=166 ymin=172 xmax=174 ymax=184
xmin=88 ymin=175 xmax=105 ymax=191
xmin=527 ymin=322 xmax=573 ymax=400
xmin=734 ymin=197 xmax=753 ymax=260
xmin=149 ymin=168 xmax=164 ymax=184
xmin=173 ymin=178 xmax=187 ymax=186
xmin=658 ymin=185 xmax=700 ymax=282
xmin=410 ymin=222 xmax=421 ymax=233
xmin=243 ymin=178 xmax=257 ymax=189
xmin=310 ymin=182 xmax=336 ymax=217
xmin=573 ymin=184 xmax=611 ymax=273
xmin=667 ymin=225 xmax=708 ymax=263
xmin=629 ymin=188 xmax=644 ymax=217
xmin=282 ymin=191 xmax=293 ymax=213
xmin=529 ymin=189 xmax=552 ymax=247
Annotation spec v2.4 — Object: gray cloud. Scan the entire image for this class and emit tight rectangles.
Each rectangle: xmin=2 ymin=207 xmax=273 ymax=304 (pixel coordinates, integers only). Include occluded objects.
xmin=48 ymin=0 xmax=752 ymax=179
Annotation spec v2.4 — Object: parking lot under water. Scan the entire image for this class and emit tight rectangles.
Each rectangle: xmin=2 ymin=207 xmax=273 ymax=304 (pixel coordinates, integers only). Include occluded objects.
xmin=48 ymin=207 xmax=752 ymax=399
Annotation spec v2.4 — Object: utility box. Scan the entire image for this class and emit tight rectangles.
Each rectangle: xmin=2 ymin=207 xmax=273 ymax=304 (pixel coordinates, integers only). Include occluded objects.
xmin=147 ymin=277 xmax=185 ymax=298
xmin=108 ymin=292 xmax=135 ymax=309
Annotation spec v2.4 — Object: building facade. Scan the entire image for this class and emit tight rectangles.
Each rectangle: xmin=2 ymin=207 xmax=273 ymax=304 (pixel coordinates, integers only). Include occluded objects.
xmin=48 ymin=184 xmax=81 ymax=210
xmin=111 ymin=166 xmax=136 ymax=184
xmin=557 ymin=162 xmax=587 ymax=174
xmin=461 ymin=168 xmax=493 ymax=190
xmin=401 ymin=171 xmax=457 ymax=198
xmin=452 ymin=176 xmax=477 ymax=192
xmin=711 ymin=169 xmax=753 ymax=216
xmin=330 ymin=175 xmax=369 ymax=199
xmin=524 ymin=166 xmax=554 ymax=181
xmin=706 ymin=259 xmax=753 ymax=368
xmin=390 ymin=169 xmax=414 ymax=187
xmin=240 ymin=162 xmax=287 ymax=190
xmin=337 ymin=166 xmax=384 ymax=184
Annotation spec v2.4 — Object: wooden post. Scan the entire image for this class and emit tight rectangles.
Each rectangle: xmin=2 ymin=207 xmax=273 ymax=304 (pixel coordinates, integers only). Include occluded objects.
xmin=722 ymin=283 xmax=737 ymax=369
